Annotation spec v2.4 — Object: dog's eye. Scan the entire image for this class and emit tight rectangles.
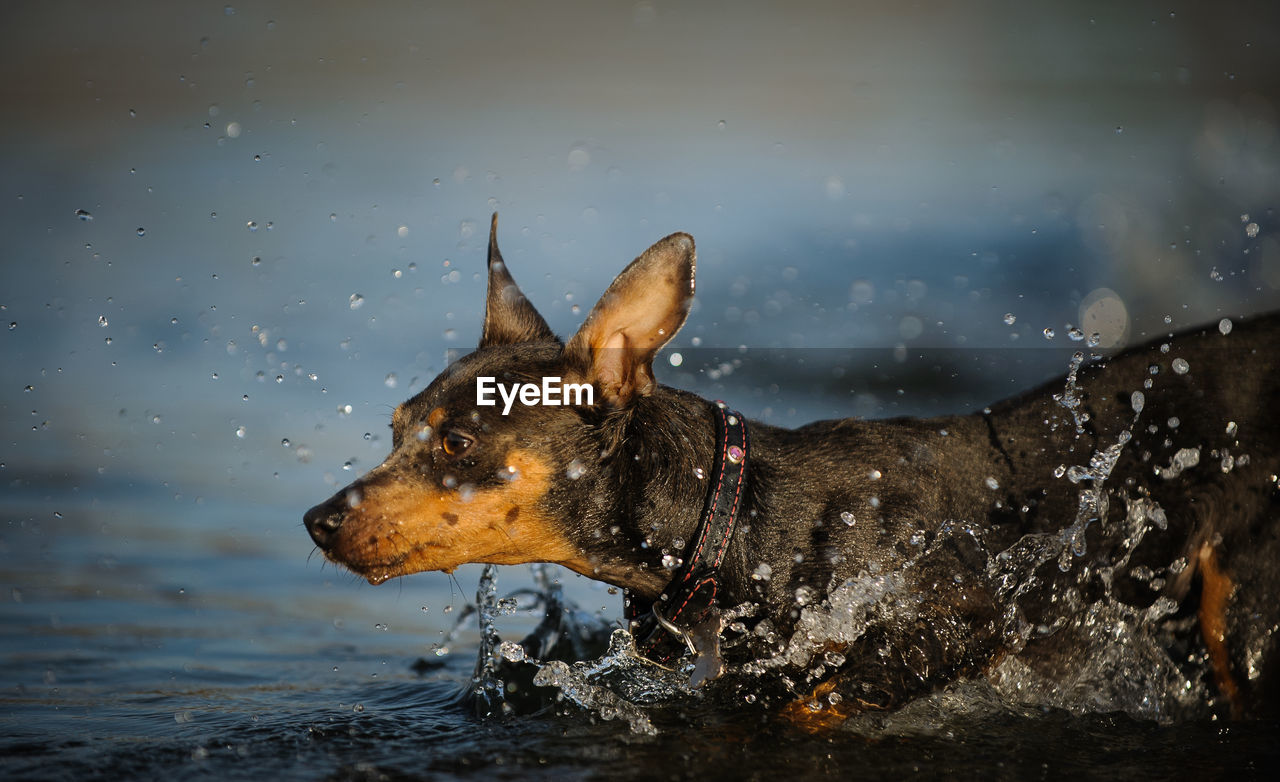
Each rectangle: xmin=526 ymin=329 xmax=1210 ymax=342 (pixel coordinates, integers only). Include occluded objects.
xmin=441 ymin=429 xmax=473 ymax=457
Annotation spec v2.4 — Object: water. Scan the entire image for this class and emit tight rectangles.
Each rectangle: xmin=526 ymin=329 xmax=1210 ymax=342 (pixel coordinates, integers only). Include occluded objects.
xmin=5 ymin=506 xmax=1274 ymax=782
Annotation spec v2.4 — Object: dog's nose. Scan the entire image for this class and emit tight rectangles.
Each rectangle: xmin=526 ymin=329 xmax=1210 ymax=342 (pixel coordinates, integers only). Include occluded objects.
xmin=304 ymin=495 xmax=346 ymax=548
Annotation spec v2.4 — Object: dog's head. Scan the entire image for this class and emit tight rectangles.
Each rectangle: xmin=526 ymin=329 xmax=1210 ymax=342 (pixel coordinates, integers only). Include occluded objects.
xmin=304 ymin=215 xmax=695 ymax=590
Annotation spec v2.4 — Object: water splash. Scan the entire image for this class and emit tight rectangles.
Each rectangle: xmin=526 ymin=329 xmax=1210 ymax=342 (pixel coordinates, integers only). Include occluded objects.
xmin=741 ymin=570 xmax=908 ymax=675
xmin=1051 ymin=348 xmax=1145 ymax=568
xmin=450 ymin=348 xmax=1215 ymax=729
xmin=453 ymin=564 xmax=679 ymax=732
xmin=532 ymin=631 xmax=672 ymax=735
xmin=469 ymin=564 xmax=505 ymax=717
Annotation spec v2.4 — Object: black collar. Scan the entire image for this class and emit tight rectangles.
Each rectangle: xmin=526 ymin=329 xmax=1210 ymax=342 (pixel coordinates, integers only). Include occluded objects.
xmin=624 ymin=401 xmax=749 ymax=669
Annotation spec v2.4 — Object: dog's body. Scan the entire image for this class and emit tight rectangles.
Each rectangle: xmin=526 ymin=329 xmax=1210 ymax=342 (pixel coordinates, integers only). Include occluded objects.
xmin=306 ymin=216 xmax=1279 ymax=724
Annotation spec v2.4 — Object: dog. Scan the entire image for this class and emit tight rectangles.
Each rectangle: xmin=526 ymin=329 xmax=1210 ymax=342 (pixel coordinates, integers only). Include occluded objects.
xmin=305 ymin=214 xmax=1279 ymax=727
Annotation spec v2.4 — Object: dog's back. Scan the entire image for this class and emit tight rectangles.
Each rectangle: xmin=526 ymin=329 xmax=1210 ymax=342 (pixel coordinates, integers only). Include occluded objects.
xmin=755 ymin=314 xmax=1279 ymax=720
xmin=989 ymin=312 xmax=1280 ymax=717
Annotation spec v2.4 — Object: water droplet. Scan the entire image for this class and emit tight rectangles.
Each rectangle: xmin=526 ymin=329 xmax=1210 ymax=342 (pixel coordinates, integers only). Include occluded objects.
xmin=247 ymin=220 xmax=258 ymax=231
xmin=1067 ymin=327 xmax=1084 ymax=341
xmin=668 ymin=351 xmax=683 ymax=367
xmin=75 ymin=209 xmax=93 ymax=221
xmin=868 ymin=469 xmax=882 ymax=480
xmin=1131 ymin=391 xmax=1145 ymax=414
xmin=499 ymin=641 xmax=526 ymax=662
xmin=566 ymin=460 xmax=586 ymax=480
xmin=349 ymin=293 xmax=364 ymax=310
xmin=839 ymin=511 xmax=856 ymax=526
xmin=384 ymin=372 xmax=398 ymax=388
xmin=235 ymin=425 xmax=247 ymax=439
xmin=1171 ymin=357 xmax=1189 ymax=374
xmin=1226 ymin=421 xmax=1238 ymax=437
xmin=1245 ymin=222 xmax=1260 ymax=238
xmin=1003 ymin=312 xmax=1016 ymax=325
xmin=984 ymin=476 xmax=1000 ymax=490
xmin=337 ymin=404 xmax=352 ymax=416
xmin=752 ymin=562 xmax=773 ymax=581
xmin=97 ymin=315 xmax=108 ymax=327
xmin=693 ymin=466 xmax=706 ymax=479
xmin=281 ymin=438 xmax=291 ymax=447
xmin=1043 ymin=327 xmax=1055 ymax=339
xmin=135 ymin=227 xmax=146 ymax=237
xmin=717 ymin=119 xmax=726 ymax=130
xmin=1219 ymin=318 xmax=1233 ymax=335
xmin=568 ymin=145 xmax=590 ymax=171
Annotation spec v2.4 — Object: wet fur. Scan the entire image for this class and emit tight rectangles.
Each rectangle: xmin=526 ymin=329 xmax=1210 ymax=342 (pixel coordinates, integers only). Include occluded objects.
xmin=307 ymin=216 xmax=1280 ymax=722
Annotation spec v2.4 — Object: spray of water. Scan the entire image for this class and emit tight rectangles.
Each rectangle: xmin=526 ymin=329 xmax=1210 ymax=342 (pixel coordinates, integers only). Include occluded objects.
xmin=445 ymin=350 xmax=1220 ymax=732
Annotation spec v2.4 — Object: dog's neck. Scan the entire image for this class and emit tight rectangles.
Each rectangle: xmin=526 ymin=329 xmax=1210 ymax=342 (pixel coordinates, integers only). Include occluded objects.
xmin=579 ymin=388 xmax=725 ymax=600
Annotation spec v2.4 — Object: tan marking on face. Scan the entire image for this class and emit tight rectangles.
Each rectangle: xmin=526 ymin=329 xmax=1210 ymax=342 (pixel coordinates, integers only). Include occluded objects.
xmin=427 ymin=407 xmax=446 ymax=429
xmin=321 ymin=449 xmax=582 ymax=584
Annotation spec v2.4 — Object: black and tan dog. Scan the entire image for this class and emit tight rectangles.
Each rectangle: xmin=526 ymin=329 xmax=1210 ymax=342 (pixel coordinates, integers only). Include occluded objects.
xmin=305 ymin=215 xmax=1279 ymax=726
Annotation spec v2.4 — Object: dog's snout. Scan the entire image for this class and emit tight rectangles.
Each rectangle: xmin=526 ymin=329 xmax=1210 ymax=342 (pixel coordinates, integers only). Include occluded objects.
xmin=304 ymin=494 xmax=347 ymax=548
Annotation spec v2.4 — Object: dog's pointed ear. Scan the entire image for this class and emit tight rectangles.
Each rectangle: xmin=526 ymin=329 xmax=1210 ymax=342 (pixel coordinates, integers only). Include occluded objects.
xmin=565 ymin=232 xmax=695 ymax=408
xmin=480 ymin=213 xmax=557 ymax=348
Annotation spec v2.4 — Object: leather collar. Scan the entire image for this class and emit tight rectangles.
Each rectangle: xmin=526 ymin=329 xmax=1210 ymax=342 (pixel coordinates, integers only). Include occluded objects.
xmin=624 ymin=401 xmax=749 ymax=669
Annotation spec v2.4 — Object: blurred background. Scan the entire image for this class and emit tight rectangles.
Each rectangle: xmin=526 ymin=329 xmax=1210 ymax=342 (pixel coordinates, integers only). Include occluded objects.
xmin=2 ymin=0 xmax=1278 ymax=756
